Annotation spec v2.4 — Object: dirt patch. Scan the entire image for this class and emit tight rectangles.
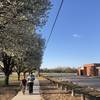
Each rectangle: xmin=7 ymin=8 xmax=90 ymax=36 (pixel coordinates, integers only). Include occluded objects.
xmin=41 ymin=93 xmax=81 ymax=100
xmin=0 ymin=82 xmax=20 ymax=100
xmin=39 ymin=80 xmax=81 ymax=100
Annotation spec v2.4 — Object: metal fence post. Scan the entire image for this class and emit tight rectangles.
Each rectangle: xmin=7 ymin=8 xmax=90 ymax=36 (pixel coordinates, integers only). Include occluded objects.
xmin=81 ymin=94 xmax=85 ymax=100
xmin=71 ymin=89 xmax=75 ymax=96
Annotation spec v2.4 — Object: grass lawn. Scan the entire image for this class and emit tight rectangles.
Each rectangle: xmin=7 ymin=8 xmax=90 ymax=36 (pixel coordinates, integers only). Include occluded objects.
xmin=0 ymin=79 xmax=4 ymax=85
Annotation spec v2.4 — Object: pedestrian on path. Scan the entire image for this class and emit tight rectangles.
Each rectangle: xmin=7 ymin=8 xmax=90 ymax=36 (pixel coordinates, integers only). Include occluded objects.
xmin=27 ymin=72 xmax=35 ymax=94
xmin=20 ymin=77 xmax=27 ymax=94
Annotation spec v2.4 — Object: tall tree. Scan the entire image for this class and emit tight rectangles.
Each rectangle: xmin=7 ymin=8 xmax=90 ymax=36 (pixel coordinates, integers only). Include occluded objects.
xmin=20 ymin=33 xmax=45 ymax=74
xmin=14 ymin=57 xmax=24 ymax=81
xmin=0 ymin=0 xmax=51 ymax=85
xmin=0 ymin=51 xmax=15 ymax=85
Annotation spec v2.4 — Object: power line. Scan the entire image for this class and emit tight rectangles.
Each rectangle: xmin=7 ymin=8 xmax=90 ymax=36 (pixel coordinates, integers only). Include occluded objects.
xmin=45 ymin=0 xmax=64 ymax=49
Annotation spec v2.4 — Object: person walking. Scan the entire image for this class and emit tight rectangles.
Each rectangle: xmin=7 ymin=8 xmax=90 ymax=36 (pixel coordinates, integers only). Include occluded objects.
xmin=20 ymin=77 xmax=27 ymax=94
xmin=27 ymin=72 xmax=35 ymax=94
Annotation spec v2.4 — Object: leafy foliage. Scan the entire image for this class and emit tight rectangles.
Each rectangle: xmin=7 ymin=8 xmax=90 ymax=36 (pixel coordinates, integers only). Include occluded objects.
xmin=0 ymin=0 xmax=51 ymax=30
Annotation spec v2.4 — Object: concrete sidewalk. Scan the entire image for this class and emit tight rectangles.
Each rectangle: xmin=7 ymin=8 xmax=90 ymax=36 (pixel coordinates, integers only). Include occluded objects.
xmin=12 ymin=78 xmax=42 ymax=100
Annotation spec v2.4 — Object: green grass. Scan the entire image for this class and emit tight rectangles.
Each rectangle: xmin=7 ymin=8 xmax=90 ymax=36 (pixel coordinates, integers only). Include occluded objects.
xmin=0 ymin=74 xmax=19 ymax=86
xmin=0 ymin=79 xmax=4 ymax=85
xmin=0 ymin=73 xmax=24 ymax=86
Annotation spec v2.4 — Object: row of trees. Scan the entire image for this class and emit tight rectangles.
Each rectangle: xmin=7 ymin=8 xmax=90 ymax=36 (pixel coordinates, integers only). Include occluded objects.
xmin=41 ymin=67 xmax=77 ymax=73
xmin=0 ymin=0 xmax=51 ymax=85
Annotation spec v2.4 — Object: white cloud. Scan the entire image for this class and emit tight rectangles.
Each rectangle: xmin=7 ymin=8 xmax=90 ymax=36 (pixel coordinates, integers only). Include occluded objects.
xmin=72 ymin=34 xmax=81 ymax=38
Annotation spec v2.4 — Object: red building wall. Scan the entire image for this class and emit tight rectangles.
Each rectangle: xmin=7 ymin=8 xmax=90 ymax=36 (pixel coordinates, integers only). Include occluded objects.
xmin=84 ymin=64 xmax=96 ymax=76
xmin=78 ymin=63 xmax=100 ymax=76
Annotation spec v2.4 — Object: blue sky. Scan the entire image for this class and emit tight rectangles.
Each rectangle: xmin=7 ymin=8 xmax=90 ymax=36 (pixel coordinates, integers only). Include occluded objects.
xmin=39 ymin=0 xmax=100 ymax=68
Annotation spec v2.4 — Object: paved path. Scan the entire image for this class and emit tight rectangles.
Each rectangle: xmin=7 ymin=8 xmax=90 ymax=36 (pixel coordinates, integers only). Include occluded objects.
xmin=12 ymin=78 xmax=42 ymax=100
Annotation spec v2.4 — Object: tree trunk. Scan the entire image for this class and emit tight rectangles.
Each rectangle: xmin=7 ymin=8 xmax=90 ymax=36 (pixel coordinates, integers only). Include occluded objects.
xmin=5 ymin=75 xmax=9 ymax=85
xmin=18 ymin=73 xmax=20 ymax=81
xmin=38 ymin=70 xmax=40 ymax=77
xmin=23 ymin=72 xmax=26 ymax=78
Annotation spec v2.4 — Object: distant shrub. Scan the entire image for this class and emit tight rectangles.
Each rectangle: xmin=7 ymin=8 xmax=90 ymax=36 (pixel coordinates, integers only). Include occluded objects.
xmin=41 ymin=67 xmax=77 ymax=73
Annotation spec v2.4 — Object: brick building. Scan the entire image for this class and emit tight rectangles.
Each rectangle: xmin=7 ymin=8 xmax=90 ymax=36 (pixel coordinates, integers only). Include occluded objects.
xmin=77 ymin=67 xmax=84 ymax=76
xmin=78 ymin=63 xmax=100 ymax=76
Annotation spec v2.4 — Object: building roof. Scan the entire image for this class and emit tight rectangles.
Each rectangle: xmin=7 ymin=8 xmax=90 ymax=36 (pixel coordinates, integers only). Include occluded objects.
xmin=84 ymin=63 xmax=100 ymax=67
